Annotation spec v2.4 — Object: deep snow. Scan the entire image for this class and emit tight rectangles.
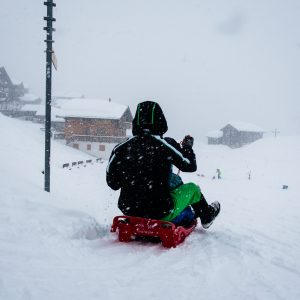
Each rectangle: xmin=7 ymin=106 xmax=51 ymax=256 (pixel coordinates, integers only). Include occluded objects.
xmin=0 ymin=113 xmax=300 ymax=300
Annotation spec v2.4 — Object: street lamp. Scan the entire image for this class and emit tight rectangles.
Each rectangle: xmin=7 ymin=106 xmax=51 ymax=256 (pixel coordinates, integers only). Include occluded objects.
xmin=43 ymin=0 xmax=56 ymax=192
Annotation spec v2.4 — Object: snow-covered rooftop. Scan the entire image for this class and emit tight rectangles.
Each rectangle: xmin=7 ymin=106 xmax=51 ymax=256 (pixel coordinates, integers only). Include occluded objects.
xmin=35 ymin=106 xmax=65 ymax=122
xmin=52 ymin=98 xmax=73 ymax=109
xmin=21 ymin=104 xmax=40 ymax=112
xmin=10 ymin=78 xmax=22 ymax=86
xmin=223 ymin=121 xmax=264 ymax=132
xmin=19 ymin=93 xmax=40 ymax=102
xmin=21 ymin=104 xmax=64 ymax=122
xmin=53 ymin=92 xmax=84 ymax=99
xmin=57 ymin=98 xmax=128 ymax=119
xmin=207 ymin=130 xmax=223 ymax=138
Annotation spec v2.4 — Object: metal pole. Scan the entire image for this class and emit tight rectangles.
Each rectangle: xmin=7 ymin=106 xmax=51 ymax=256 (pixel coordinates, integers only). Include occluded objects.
xmin=43 ymin=0 xmax=56 ymax=192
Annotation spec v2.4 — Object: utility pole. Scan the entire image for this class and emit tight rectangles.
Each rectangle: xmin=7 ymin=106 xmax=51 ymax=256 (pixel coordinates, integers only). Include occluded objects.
xmin=43 ymin=0 xmax=56 ymax=192
xmin=272 ymin=128 xmax=280 ymax=138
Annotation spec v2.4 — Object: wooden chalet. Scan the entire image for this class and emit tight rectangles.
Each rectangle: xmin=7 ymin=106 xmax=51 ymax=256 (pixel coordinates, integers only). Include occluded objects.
xmin=57 ymin=98 xmax=133 ymax=159
xmin=207 ymin=122 xmax=264 ymax=148
xmin=0 ymin=66 xmax=40 ymax=112
xmin=0 ymin=67 xmax=27 ymax=110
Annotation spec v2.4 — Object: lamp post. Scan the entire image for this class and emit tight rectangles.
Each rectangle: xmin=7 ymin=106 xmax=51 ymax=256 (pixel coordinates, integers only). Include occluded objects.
xmin=43 ymin=0 xmax=56 ymax=192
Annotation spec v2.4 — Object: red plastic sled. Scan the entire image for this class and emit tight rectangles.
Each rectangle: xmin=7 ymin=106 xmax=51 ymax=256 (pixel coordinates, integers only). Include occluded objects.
xmin=111 ymin=215 xmax=197 ymax=248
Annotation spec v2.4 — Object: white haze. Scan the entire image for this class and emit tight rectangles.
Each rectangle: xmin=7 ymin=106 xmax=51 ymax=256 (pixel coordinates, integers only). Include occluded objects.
xmin=1 ymin=0 xmax=300 ymax=139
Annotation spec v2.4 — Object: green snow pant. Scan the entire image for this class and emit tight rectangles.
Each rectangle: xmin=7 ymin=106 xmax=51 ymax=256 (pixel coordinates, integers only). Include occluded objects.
xmin=162 ymin=182 xmax=202 ymax=221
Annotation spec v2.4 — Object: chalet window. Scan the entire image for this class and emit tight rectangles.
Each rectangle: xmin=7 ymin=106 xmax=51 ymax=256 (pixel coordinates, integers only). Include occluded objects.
xmin=84 ymin=128 xmax=91 ymax=135
xmin=73 ymin=143 xmax=79 ymax=149
xmin=97 ymin=128 xmax=106 ymax=136
xmin=99 ymin=144 xmax=105 ymax=151
xmin=87 ymin=144 xmax=91 ymax=151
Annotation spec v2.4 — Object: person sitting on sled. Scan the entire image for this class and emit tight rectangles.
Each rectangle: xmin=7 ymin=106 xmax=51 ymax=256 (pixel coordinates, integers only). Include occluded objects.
xmin=106 ymin=101 xmax=220 ymax=229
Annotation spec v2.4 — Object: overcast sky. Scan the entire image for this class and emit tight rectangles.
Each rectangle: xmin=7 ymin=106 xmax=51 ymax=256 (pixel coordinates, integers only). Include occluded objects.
xmin=1 ymin=0 xmax=300 ymax=139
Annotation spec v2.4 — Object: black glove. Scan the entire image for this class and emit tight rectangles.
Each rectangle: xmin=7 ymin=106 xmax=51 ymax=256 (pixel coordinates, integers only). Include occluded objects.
xmin=182 ymin=135 xmax=194 ymax=148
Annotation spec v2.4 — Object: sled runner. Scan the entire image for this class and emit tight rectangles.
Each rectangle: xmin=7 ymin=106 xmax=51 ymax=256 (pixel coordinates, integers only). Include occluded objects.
xmin=111 ymin=215 xmax=197 ymax=248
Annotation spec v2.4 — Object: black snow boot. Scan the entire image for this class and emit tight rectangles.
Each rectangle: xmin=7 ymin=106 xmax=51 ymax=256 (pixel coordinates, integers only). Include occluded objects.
xmin=201 ymin=201 xmax=221 ymax=229
xmin=191 ymin=196 xmax=221 ymax=229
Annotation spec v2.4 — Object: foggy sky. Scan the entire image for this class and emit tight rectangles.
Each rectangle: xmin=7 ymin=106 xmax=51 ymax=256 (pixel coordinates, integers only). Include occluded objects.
xmin=1 ymin=0 xmax=300 ymax=139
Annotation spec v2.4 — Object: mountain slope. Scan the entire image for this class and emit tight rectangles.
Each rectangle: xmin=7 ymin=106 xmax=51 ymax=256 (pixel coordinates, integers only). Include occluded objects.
xmin=0 ymin=114 xmax=300 ymax=300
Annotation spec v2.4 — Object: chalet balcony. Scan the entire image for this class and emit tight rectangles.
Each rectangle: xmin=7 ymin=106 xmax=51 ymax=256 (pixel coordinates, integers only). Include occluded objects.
xmin=66 ymin=135 xmax=128 ymax=144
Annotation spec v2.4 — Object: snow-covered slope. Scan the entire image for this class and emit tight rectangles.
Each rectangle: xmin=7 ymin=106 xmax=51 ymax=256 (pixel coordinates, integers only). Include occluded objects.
xmin=0 ymin=114 xmax=300 ymax=300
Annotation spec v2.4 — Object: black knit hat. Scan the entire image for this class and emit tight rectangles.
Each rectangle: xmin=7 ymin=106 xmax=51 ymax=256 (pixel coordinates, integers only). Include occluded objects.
xmin=132 ymin=101 xmax=168 ymax=136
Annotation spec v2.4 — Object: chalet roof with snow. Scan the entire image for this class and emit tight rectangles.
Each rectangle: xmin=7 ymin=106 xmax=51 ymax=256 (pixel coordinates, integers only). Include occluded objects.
xmin=37 ymin=106 xmax=65 ymax=122
xmin=21 ymin=104 xmax=40 ymax=112
xmin=0 ymin=66 xmax=11 ymax=85
xmin=10 ymin=78 xmax=22 ymax=86
xmin=222 ymin=122 xmax=263 ymax=133
xmin=19 ymin=93 xmax=40 ymax=102
xmin=21 ymin=104 xmax=64 ymax=122
xmin=53 ymin=92 xmax=85 ymax=100
xmin=207 ymin=130 xmax=223 ymax=138
xmin=57 ymin=98 xmax=130 ymax=120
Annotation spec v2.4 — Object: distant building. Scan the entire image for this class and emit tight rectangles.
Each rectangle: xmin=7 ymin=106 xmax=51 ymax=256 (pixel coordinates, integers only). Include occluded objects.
xmin=19 ymin=93 xmax=41 ymax=105
xmin=0 ymin=66 xmax=40 ymax=111
xmin=57 ymin=98 xmax=133 ymax=159
xmin=207 ymin=122 xmax=264 ymax=148
xmin=11 ymin=104 xmax=65 ymax=135
xmin=33 ymin=105 xmax=65 ymax=133
xmin=16 ymin=104 xmax=39 ymax=121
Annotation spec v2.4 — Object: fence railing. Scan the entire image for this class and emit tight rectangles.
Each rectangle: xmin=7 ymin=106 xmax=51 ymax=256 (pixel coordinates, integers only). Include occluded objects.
xmin=62 ymin=158 xmax=103 ymax=169
xmin=53 ymin=132 xmax=65 ymax=140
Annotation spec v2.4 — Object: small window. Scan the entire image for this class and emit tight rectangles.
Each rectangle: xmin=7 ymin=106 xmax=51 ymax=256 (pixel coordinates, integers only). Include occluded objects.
xmin=73 ymin=143 xmax=79 ymax=149
xmin=97 ymin=128 xmax=106 ymax=135
xmin=99 ymin=144 xmax=105 ymax=151
xmin=84 ymin=128 xmax=91 ymax=135
xmin=87 ymin=144 xmax=91 ymax=151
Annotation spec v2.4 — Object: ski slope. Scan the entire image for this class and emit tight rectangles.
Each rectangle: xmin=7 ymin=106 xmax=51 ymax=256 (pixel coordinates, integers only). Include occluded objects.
xmin=0 ymin=113 xmax=300 ymax=300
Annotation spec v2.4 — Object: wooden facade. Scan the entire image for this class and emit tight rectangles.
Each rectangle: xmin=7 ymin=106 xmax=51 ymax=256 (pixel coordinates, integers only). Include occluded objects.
xmin=207 ymin=136 xmax=222 ymax=145
xmin=64 ymin=107 xmax=132 ymax=141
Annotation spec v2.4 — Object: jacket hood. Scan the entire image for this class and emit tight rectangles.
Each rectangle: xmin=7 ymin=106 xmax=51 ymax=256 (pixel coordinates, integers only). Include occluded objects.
xmin=132 ymin=101 xmax=168 ymax=136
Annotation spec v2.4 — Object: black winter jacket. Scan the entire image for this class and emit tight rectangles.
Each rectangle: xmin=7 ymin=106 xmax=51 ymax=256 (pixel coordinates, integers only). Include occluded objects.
xmin=106 ymin=101 xmax=197 ymax=219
